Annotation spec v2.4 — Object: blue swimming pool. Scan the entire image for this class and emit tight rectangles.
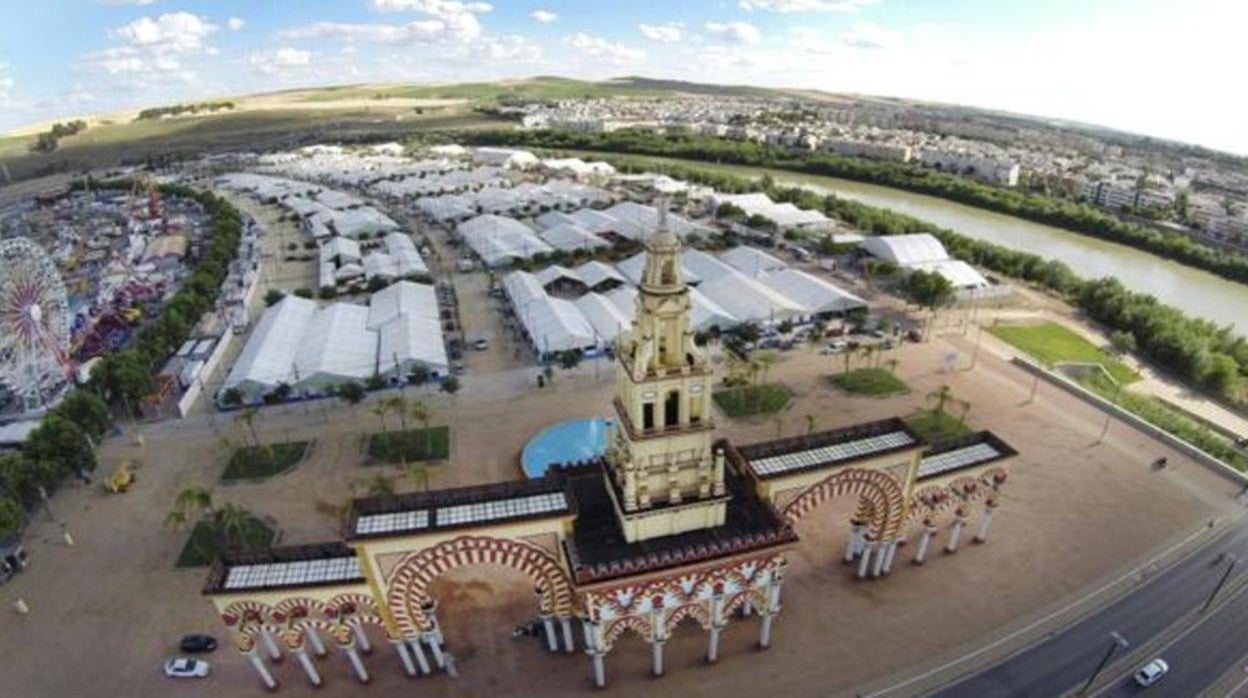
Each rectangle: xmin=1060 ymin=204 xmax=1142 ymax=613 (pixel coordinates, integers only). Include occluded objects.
xmin=521 ymin=417 xmax=609 ymax=478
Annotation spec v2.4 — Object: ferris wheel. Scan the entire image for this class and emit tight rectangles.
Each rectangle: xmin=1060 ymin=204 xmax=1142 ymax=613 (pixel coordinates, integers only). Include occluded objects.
xmin=0 ymin=237 xmax=73 ymax=410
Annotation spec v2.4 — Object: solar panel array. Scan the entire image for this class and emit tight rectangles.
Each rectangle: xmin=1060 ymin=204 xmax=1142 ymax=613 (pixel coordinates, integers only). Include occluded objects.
xmin=750 ymin=431 xmax=916 ymax=476
xmin=355 ymin=510 xmax=430 ymax=536
xmin=438 ymin=492 xmax=568 ymax=527
xmin=918 ymin=442 xmax=1001 ymax=479
xmin=223 ymin=556 xmax=362 ymax=591
xmin=354 ymin=491 xmax=569 ymax=537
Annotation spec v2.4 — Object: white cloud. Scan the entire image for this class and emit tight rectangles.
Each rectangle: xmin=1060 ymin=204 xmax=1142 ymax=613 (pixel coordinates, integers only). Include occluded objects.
xmin=368 ymin=0 xmax=491 ymax=40
xmin=81 ymin=12 xmax=218 ymax=79
xmin=739 ymin=0 xmax=878 ymax=12
xmin=93 ymin=0 xmax=156 ymax=6
xmin=531 ymin=9 xmax=558 ymax=24
xmin=840 ymin=21 xmax=900 ymax=49
xmin=247 ymin=47 xmax=311 ymax=76
xmin=279 ymin=20 xmax=464 ymax=45
xmin=563 ymin=33 xmax=645 ymax=64
xmin=227 ymin=17 xmax=245 ymax=32
xmin=638 ymin=22 xmax=683 ymax=43
xmin=705 ymin=21 xmax=762 ymax=44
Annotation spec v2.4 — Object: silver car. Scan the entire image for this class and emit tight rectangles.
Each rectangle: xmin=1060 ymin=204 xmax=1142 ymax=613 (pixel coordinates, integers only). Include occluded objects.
xmin=164 ymin=657 xmax=210 ymax=679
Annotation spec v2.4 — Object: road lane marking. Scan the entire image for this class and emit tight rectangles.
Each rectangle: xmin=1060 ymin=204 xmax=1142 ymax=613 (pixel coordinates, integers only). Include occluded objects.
xmin=862 ymin=524 xmax=1225 ymax=698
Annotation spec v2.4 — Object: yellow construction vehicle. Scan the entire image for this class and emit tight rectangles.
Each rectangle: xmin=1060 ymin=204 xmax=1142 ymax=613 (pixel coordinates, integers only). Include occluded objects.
xmin=105 ymin=460 xmax=136 ymax=494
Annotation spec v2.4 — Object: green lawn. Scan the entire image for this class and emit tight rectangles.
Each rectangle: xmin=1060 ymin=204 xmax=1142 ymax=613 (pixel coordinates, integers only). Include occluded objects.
xmin=713 ymin=384 xmax=791 ymax=418
xmin=990 ymin=323 xmax=1139 ymax=385
xmin=1079 ymin=373 xmax=1248 ymax=470
xmin=905 ymin=411 xmax=973 ymax=442
xmin=827 ymin=368 xmax=909 ymax=397
xmin=367 ymin=427 xmax=450 ymax=464
xmin=175 ymin=517 xmax=275 ymax=568
xmin=221 ymin=441 xmax=309 ymax=482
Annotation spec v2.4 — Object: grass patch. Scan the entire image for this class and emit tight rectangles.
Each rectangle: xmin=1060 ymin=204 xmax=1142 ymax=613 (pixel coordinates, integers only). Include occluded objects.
xmin=713 ymin=384 xmax=791 ymax=418
xmin=827 ymin=368 xmax=909 ymax=397
xmin=990 ymin=322 xmax=1139 ymax=385
xmin=175 ymin=517 xmax=275 ymax=568
xmin=367 ymin=427 xmax=450 ymax=464
xmin=221 ymin=441 xmax=309 ymax=482
xmin=905 ymin=411 xmax=973 ymax=442
xmin=1079 ymin=372 xmax=1248 ymax=470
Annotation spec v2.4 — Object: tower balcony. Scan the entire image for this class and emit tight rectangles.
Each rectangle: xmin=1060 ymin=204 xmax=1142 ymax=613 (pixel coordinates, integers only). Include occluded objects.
xmin=614 ymin=397 xmax=714 ymax=440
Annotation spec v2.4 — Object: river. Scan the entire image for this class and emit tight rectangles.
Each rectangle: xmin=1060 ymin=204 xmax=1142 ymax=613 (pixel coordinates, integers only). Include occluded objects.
xmin=589 ymin=153 xmax=1248 ymax=334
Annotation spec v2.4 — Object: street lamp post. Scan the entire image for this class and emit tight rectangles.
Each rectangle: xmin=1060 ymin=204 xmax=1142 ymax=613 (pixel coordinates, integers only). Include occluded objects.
xmin=1200 ymin=554 xmax=1238 ymax=614
xmin=1096 ymin=379 xmax=1124 ymax=444
xmin=1080 ymin=631 xmax=1129 ymax=695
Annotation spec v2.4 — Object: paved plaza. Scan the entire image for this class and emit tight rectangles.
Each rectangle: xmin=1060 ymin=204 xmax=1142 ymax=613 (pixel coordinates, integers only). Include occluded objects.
xmin=0 ymin=327 xmax=1239 ymax=698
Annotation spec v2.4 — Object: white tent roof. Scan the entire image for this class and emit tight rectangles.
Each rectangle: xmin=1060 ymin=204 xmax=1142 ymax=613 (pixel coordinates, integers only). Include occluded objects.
xmin=616 ymin=251 xmax=703 ymax=286
xmin=719 ymin=246 xmax=788 ymax=279
xmin=862 ymin=234 xmax=949 ymax=265
xmin=698 ymin=270 xmax=808 ymax=324
xmin=536 ymin=210 xmax=576 ymax=229
xmin=681 ymin=248 xmax=737 ymax=283
xmin=604 ymin=286 xmax=735 ymax=333
xmin=459 ymin=214 xmax=552 ymax=266
xmin=368 ymin=280 xmax=439 ymax=329
xmin=222 ymin=295 xmax=317 ymax=391
xmin=383 ymin=232 xmax=428 ymax=276
xmin=910 ymin=259 xmax=991 ymax=290
xmin=759 ymin=269 xmax=866 ymax=314
xmin=294 ymin=303 xmax=376 ymax=383
xmin=568 ymin=208 xmax=623 ymax=235
xmin=377 ymin=314 xmax=449 ymax=375
xmin=321 ymin=236 xmax=361 ymax=264
xmin=363 ymin=252 xmax=399 ymax=280
xmin=518 ymin=295 xmax=597 ymax=353
xmin=575 ymin=260 xmax=626 ymax=289
xmin=534 ymin=264 xmax=585 ymax=289
xmin=539 ymin=223 xmax=609 ymax=252
xmin=574 ymin=293 xmax=632 ymax=342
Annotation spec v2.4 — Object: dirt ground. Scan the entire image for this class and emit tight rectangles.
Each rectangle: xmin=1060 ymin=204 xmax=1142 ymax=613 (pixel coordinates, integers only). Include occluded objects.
xmin=0 ymin=317 xmax=1240 ymax=698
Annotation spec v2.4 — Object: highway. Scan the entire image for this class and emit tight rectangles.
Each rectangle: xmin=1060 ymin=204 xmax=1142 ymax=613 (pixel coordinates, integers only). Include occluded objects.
xmin=928 ymin=524 xmax=1248 ymax=698
xmin=1094 ymin=575 xmax=1248 ymax=697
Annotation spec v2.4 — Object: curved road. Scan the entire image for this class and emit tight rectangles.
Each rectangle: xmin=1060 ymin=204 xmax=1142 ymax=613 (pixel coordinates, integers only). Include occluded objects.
xmin=929 ymin=523 xmax=1248 ymax=697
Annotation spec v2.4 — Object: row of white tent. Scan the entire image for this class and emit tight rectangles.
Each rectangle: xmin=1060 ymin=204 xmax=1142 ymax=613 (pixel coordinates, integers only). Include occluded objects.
xmin=861 ymin=234 xmax=991 ymax=290
xmin=217 ymin=172 xmax=400 ymax=240
xmin=318 ymin=231 xmax=430 ymax=289
xmin=706 ymin=192 xmax=833 ymax=230
xmin=220 ymin=281 xmax=448 ymax=404
xmin=500 ymin=246 xmax=866 ymax=356
xmin=413 ymin=179 xmax=614 ymax=224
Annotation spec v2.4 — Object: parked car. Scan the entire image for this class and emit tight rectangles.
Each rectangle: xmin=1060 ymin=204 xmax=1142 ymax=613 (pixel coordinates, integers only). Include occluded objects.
xmin=820 ymin=340 xmax=849 ymax=355
xmin=179 ymin=634 xmax=218 ymax=653
xmin=906 ymin=329 xmax=924 ymax=342
xmin=164 ymin=658 xmax=210 ymax=679
xmin=1133 ymin=658 xmax=1169 ymax=687
xmin=472 ymin=338 xmax=490 ymax=351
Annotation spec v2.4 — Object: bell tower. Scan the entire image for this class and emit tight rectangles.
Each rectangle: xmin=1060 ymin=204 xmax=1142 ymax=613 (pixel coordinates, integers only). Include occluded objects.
xmin=605 ymin=205 xmax=728 ymax=543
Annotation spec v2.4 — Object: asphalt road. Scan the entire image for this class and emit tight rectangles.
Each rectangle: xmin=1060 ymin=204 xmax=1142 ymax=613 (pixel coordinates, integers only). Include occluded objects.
xmin=1095 ymin=578 xmax=1248 ymax=697
xmin=928 ymin=524 xmax=1248 ymax=698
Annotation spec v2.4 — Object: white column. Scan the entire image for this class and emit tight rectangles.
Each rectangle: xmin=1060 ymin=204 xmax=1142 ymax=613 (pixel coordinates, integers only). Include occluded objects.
xmin=844 ymin=524 xmax=861 ymax=563
xmin=590 ymin=651 xmax=606 ymax=688
xmin=560 ymin=616 xmax=575 ymax=653
xmin=304 ymin=626 xmax=326 ymax=657
xmin=975 ymin=508 xmax=995 ymax=543
xmin=946 ymin=519 xmax=965 ymax=554
xmin=294 ymin=647 xmax=322 ymax=687
xmin=353 ymin=624 xmax=372 ymax=654
xmin=260 ymin=629 xmax=282 ymax=662
xmin=856 ymin=542 xmax=875 ymax=579
xmin=425 ymin=632 xmax=445 ymax=669
xmin=881 ymin=541 xmax=899 ymax=575
xmin=423 ymin=602 xmax=445 ymax=646
xmin=542 ymin=615 xmax=559 ymax=652
xmin=651 ymin=639 xmax=665 ymax=676
xmin=914 ymin=527 xmax=935 ymax=565
xmin=708 ymin=625 xmax=722 ymax=663
xmin=871 ymin=543 xmax=888 ymax=577
xmin=708 ymin=594 xmax=725 ymax=663
xmin=407 ymin=637 xmax=431 ymax=674
xmin=391 ymin=638 xmax=417 ymax=677
xmin=246 ymin=648 xmax=278 ymax=691
xmin=344 ymin=643 xmax=370 ymax=684
xmin=759 ymin=612 xmax=775 ymax=649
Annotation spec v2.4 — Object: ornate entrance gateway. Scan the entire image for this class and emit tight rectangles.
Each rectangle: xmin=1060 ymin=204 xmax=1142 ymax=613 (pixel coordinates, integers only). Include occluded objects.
xmin=203 ymin=211 xmax=1017 ymax=690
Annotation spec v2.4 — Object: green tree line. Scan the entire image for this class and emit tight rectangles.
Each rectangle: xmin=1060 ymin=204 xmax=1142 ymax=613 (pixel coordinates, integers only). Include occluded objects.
xmin=135 ymin=101 xmax=236 ymax=121
xmin=464 ymin=129 xmax=1248 ymax=286
xmin=31 ymin=120 xmax=88 ymax=153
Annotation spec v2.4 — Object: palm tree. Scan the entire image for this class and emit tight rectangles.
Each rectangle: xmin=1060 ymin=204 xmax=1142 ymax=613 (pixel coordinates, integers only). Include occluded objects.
xmin=171 ymin=486 xmax=214 ymax=522
xmin=235 ymin=408 xmax=262 ymax=449
xmin=352 ymin=473 xmax=397 ymax=498
xmin=927 ymin=385 xmax=953 ymax=416
xmin=404 ymin=460 xmax=432 ymax=492
xmin=885 ymin=358 xmax=899 ymax=375
xmin=410 ymin=400 xmax=434 ymax=458
xmin=956 ymin=398 xmax=973 ymax=431
xmin=842 ymin=349 xmax=852 ymax=375
xmin=370 ymin=402 xmax=390 ymax=434
xmin=856 ymin=345 xmax=873 ymax=372
xmin=386 ymin=395 xmax=410 ymax=432
xmin=214 ymin=503 xmax=251 ymax=550
xmin=806 ymin=414 xmax=816 ymax=436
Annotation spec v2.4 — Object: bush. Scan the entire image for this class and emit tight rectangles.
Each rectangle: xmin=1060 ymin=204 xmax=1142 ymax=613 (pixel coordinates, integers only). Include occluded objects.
xmin=264 ymin=289 xmax=285 ymax=307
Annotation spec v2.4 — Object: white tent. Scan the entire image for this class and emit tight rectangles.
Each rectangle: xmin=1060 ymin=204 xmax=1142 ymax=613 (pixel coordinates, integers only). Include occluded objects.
xmin=368 ymin=281 xmax=440 ymax=328
xmin=293 ymin=303 xmax=377 ymax=394
xmin=861 ymin=234 xmax=949 ymax=265
xmin=459 ymin=214 xmax=552 ymax=267
xmin=377 ymin=315 xmax=450 ymax=379
xmin=575 ymin=260 xmax=627 ymax=292
xmin=759 ymin=269 xmax=866 ymax=315
xmin=697 ymin=270 xmax=808 ymax=325
xmin=221 ymin=296 xmax=317 ymax=402
xmin=720 ymin=246 xmax=788 ymax=279
xmin=539 ymin=223 xmax=609 ymax=252
xmin=910 ymin=259 xmax=990 ymax=290
xmin=574 ymin=292 xmax=633 ymax=343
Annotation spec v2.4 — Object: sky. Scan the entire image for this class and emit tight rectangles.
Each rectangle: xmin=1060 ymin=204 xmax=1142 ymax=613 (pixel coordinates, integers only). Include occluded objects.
xmin=1 ymin=0 xmax=1245 ymax=154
